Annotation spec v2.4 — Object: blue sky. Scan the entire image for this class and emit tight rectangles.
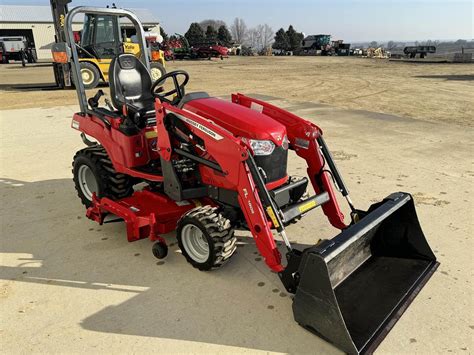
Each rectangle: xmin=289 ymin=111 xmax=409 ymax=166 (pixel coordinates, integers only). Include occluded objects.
xmin=4 ymin=0 xmax=473 ymax=41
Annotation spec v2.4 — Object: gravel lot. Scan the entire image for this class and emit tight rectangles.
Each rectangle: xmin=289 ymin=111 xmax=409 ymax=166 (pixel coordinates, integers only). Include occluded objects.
xmin=1 ymin=56 xmax=473 ymax=354
xmin=1 ymin=56 xmax=473 ymax=126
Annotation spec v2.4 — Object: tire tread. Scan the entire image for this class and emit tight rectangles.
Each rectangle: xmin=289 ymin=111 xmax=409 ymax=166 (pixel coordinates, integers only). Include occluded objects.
xmin=72 ymin=145 xmax=133 ymax=207
xmin=177 ymin=206 xmax=237 ymax=271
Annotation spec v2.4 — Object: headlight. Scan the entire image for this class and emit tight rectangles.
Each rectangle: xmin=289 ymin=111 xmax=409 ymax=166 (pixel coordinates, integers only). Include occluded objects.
xmin=249 ymin=139 xmax=275 ymax=156
xmin=282 ymin=135 xmax=289 ymax=150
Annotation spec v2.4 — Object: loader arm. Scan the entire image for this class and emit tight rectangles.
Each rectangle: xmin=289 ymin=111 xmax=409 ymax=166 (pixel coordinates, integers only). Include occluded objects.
xmin=157 ymin=102 xmax=284 ymax=271
xmin=232 ymin=93 xmax=347 ymax=230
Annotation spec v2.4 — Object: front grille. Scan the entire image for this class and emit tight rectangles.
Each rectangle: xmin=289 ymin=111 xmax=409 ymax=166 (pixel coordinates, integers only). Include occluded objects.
xmin=254 ymin=146 xmax=288 ymax=183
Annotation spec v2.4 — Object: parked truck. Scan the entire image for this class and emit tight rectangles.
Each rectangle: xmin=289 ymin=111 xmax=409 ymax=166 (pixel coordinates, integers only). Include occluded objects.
xmin=404 ymin=45 xmax=436 ymax=58
xmin=299 ymin=34 xmax=332 ymax=55
xmin=0 ymin=36 xmax=37 ymax=66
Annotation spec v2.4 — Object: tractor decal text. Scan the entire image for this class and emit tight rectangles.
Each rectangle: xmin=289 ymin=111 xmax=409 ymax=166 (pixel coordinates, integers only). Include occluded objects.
xmin=248 ymin=200 xmax=255 ymax=214
xmin=177 ymin=114 xmax=224 ymax=141
xmin=242 ymin=188 xmax=254 ymax=214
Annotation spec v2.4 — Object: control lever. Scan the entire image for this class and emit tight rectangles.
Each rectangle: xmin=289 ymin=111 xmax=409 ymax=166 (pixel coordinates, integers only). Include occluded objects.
xmin=88 ymin=90 xmax=104 ymax=108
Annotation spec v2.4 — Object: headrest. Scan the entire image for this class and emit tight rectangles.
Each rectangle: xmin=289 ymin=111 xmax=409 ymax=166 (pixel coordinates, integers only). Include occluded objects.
xmin=118 ymin=55 xmax=137 ymax=69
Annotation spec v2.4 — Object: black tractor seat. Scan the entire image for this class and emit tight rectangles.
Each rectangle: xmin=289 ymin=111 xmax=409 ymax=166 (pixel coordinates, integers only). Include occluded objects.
xmin=108 ymin=54 xmax=211 ymax=128
xmin=109 ymin=54 xmax=155 ymax=127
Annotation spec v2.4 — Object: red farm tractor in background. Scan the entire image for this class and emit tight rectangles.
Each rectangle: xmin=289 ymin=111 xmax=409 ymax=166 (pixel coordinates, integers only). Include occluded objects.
xmin=54 ymin=7 xmax=438 ymax=355
xmin=163 ymin=33 xmax=228 ymax=61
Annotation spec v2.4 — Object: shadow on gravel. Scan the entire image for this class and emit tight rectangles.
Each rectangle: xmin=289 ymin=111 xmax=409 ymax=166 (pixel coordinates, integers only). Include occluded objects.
xmin=4 ymin=62 xmax=53 ymax=69
xmin=0 ymin=83 xmax=61 ymax=91
xmin=0 ymin=82 xmax=108 ymax=92
xmin=414 ymin=74 xmax=474 ymax=81
xmin=1 ymin=177 xmax=333 ymax=353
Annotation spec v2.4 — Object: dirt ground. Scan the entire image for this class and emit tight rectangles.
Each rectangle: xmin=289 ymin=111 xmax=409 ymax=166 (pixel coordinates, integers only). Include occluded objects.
xmin=0 ymin=56 xmax=473 ymax=126
xmin=1 ymin=57 xmax=473 ymax=354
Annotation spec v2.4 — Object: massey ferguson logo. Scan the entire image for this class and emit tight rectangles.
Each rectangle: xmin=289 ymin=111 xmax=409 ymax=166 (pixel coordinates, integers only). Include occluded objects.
xmin=177 ymin=114 xmax=224 ymax=141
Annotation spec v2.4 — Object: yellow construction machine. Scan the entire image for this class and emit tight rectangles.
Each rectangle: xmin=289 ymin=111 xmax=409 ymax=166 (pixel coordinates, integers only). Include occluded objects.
xmin=51 ymin=0 xmax=165 ymax=89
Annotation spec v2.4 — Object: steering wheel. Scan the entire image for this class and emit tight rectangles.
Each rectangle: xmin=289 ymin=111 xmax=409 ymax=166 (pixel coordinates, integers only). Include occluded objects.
xmin=151 ymin=70 xmax=190 ymax=104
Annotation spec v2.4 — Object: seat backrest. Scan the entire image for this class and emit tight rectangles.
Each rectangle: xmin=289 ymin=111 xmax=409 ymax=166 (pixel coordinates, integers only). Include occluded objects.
xmin=109 ymin=54 xmax=154 ymax=109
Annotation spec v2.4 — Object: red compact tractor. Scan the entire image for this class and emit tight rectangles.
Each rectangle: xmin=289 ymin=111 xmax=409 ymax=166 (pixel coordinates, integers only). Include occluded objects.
xmin=56 ymin=7 xmax=438 ymax=354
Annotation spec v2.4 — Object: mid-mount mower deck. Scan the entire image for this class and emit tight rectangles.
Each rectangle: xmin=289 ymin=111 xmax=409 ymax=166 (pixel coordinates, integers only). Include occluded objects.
xmin=55 ymin=7 xmax=439 ymax=354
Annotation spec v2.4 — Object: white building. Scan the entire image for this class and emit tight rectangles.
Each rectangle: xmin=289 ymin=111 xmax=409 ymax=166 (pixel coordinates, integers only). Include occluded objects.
xmin=0 ymin=5 xmax=160 ymax=61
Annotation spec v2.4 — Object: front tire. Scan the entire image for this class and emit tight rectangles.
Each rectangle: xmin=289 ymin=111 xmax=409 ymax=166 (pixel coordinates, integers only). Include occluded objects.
xmin=177 ymin=206 xmax=237 ymax=271
xmin=72 ymin=146 xmax=133 ymax=208
xmin=79 ymin=62 xmax=101 ymax=89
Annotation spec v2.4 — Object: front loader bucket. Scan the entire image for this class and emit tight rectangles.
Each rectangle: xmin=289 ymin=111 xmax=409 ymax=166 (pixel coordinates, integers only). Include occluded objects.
xmin=292 ymin=192 xmax=438 ymax=354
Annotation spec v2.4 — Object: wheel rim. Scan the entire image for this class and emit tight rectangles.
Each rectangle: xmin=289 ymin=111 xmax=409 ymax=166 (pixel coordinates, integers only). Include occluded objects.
xmin=181 ymin=224 xmax=210 ymax=263
xmin=81 ymin=68 xmax=94 ymax=85
xmin=78 ymin=164 xmax=98 ymax=201
xmin=150 ymin=67 xmax=163 ymax=81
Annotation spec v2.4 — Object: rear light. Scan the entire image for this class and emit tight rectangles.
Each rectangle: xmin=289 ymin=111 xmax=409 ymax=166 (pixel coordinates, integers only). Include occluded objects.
xmin=52 ymin=51 xmax=69 ymax=63
xmin=151 ymin=50 xmax=161 ymax=61
xmin=51 ymin=42 xmax=70 ymax=63
xmin=249 ymin=139 xmax=275 ymax=156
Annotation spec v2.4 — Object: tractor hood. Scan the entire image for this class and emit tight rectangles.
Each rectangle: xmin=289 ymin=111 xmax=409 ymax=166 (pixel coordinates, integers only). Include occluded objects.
xmin=183 ymin=97 xmax=287 ymax=145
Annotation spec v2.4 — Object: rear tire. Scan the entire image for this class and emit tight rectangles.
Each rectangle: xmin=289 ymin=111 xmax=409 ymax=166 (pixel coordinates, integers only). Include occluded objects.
xmin=72 ymin=146 xmax=133 ymax=208
xmin=79 ymin=62 xmax=101 ymax=89
xmin=177 ymin=206 xmax=237 ymax=271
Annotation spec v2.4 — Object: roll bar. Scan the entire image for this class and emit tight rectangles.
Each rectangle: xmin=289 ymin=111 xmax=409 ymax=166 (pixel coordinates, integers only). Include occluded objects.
xmin=64 ymin=6 xmax=150 ymax=113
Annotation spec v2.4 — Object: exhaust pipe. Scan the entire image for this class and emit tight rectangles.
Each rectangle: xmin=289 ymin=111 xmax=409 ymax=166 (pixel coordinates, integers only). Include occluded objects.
xmin=291 ymin=192 xmax=438 ymax=354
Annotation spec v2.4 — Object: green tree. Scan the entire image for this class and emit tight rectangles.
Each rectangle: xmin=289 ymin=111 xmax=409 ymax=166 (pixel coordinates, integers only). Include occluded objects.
xmin=273 ymin=28 xmax=289 ymax=51
xmin=217 ymin=25 xmax=232 ymax=46
xmin=199 ymin=19 xmax=226 ymax=32
xmin=205 ymin=25 xmax=218 ymax=42
xmin=286 ymin=25 xmax=304 ymax=52
xmin=185 ymin=22 xmax=205 ymax=46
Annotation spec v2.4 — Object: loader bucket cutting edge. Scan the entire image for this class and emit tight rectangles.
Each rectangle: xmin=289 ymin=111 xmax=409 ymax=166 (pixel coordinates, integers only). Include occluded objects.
xmin=292 ymin=192 xmax=438 ymax=354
